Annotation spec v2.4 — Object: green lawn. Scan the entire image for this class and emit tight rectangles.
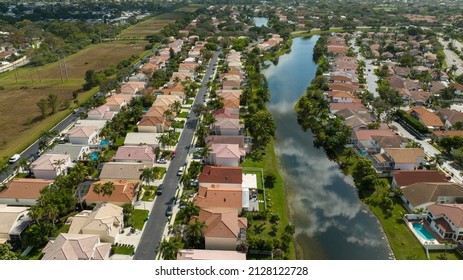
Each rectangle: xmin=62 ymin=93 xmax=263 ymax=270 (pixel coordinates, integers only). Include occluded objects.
xmin=22 ymin=248 xmax=43 ymax=260
xmin=172 ymin=120 xmax=185 ymax=129
xmin=132 ymin=209 xmax=149 ymax=230
xmin=141 ymin=186 xmax=157 ymax=201
xmin=115 ymin=136 xmax=126 ymax=147
xmin=178 ymin=112 xmax=189 ymax=118
xmin=241 ymin=139 xmax=296 ymax=260
xmin=186 ymin=99 xmax=194 ymax=104
xmin=111 ymin=245 xmax=135 ymax=255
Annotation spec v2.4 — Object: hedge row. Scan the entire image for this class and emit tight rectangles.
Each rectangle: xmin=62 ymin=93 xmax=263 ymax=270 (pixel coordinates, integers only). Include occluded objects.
xmin=396 ymin=110 xmax=431 ymax=134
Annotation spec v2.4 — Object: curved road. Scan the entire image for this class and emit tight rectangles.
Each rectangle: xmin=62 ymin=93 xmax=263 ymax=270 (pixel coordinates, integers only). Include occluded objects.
xmin=133 ymin=51 xmax=220 ymax=260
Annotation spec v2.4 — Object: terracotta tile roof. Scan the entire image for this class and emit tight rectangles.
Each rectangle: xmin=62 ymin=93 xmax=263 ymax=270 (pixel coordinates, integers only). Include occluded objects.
xmin=328 ymin=83 xmax=357 ymax=92
xmin=214 ymin=118 xmax=243 ymax=129
xmin=66 ymin=126 xmax=98 ymax=138
xmin=85 ymin=180 xmax=139 ymax=204
xmin=437 ymin=108 xmax=463 ymax=126
xmin=387 ymin=75 xmax=405 ymax=89
xmin=0 ymin=178 xmax=53 ymax=200
xmin=199 ymin=166 xmax=242 ymax=185
xmin=194 ymin=208 xmax=247 ymax=238
xmin=87 ymin=105 xmax=109 ymax=116
xmin=114 ymin=145 xmax=155 ymax=162
xmin=42 ymin=233 xmax=111 ymax=260
xmin=384 ymin=148 xmax=425 ymax=164
xmin=392 ymin=170 xmax=447 ymax=187
xmin=408 ymin=107 xmax=444 ymax=127
xmin=145 ymin=106 xmax=167 ymax=117
xmin=213 ymin=108 xmax=240 ymax=119
xmin=427 ymin=204 xmax=463 ymax=228
xmin=211 ymin=144 xmax=243 ymax=159
xmin=31 ymin=154 xmax=70 ymax=171
xmin=138 ymin=116 xmax=170 ymax=127
xmin=222 ymin=99 xmax=240 ymax=109
xmin=206 ymin=135 xmax=245 ymax=148
xmin=105 ymin=94 xmax=133 ymax=106
xmin=354 ymin=129 xmax=395 ymax=141
xmin=195 ymin=185 xmax=242 ymax=210
xmin=179 ymin=63 xmax=198 ymax=71
xmin=433 ymin=130 xmax=463 ymax=138
xmin=177 ymin=249 xmax=246 ymax=260
xmin=402 ymin=182 xmax=463 ymax=207
xmin=450 ymin=82 xmax=463 ymax=91
xmin=330 ymin=102 xmax=366 ymax=112
xmin=371 ymin=135 xmax=407 ymax=149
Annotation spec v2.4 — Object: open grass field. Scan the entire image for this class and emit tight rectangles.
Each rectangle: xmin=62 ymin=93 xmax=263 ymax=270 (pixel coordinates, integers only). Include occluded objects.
xmin=0 ymin=41 xmax=148 ymax=162
xmin=118 ymin=4 xmax=204 ymax=39
xmin=118 ymin=16 xmax=176 ymax=39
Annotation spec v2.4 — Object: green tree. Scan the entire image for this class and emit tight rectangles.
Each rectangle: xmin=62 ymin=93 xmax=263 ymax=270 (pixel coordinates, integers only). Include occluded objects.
xmin=47 ymin=94 xmax=59 ymax=114
xmin=139 ymin=168 xmax=155 ymax=186
xmin=185 ymin=220 xmax=205 ymax=249
xmin=352 ymin=158 xmax=378 ymax=192
xmin=0 ymin=243 xmax=20 ymax=260
xmin=36 ymin=98 xmax=49 ymax=119
xmin=158 ymin=238 xmax=181 ymax=260
xmin=246 ymin=110 xmax=276 ymax=150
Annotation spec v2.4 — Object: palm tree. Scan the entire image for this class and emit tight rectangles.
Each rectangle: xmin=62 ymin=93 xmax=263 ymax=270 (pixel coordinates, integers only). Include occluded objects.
xmin=140 ymin=168 xmax=155 ymax=186
xmin=163 ymin=109 xmax=173 ymax=121
xmin=36 ymin=99 xmax=49 ymax=119
xmin=92 ymin=183 xmax=103 ymax=201
xmin=195 ymin=124 xmax=208 ymax=147
xmin=185 ymin=220 xmax=205 ymax=248
xmin=173 ymin=76 xmax=181 ymax=84
xmin=46 ymin=204 xmax=59 ymax=226
xmin=157 ymin=134 xmax=170 ymax=149
xmin=102 ymin=181 xmax=116 ymax=199
xmin=199 ymin=145 xmax=212 ymax=161
xmin=181 ymin=202 xmax=199 ymax=223
xmin=17 ymin=158 xmax=30 ymax=173
xmin=52 ymin=159 xmax=66 ymax=176
xmin=158 ymin=238 xmax=181 ymax=260
xmin=29 ymin=205 xmax=44 ymax=225
xmin=47 ymin=94 xmax=59 ymax=114
xmin=171 ymin=101 xmax=182 ymax=115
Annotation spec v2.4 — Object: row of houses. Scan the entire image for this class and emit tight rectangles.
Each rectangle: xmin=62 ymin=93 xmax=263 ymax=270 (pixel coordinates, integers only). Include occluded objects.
xmin=175 ymin=51 xmax=254 ymax=259
xmin=0 ymin=35 xmax=213 ymax=258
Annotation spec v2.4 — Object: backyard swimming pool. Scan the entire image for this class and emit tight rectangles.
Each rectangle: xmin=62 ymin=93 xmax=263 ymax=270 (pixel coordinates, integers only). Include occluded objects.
xmin=89 ymin=152 xmax=99 ymax=161
xmin=412 ymin=222 xmax=435 ymax=241
xmin=100 ymin=139 xmax=109 ymax=146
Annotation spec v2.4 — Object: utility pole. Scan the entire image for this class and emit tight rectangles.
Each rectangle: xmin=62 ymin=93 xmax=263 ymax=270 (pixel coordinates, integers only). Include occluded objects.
xmin=63 ymin=57 xmax=69 ymax=82
xmin=58 ymin=56 xmax=64 ymax=83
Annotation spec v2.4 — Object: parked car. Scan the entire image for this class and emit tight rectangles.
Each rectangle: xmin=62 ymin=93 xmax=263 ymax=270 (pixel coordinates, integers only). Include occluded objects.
xmin=156 ymin=184 xmax=164 ymax=195
xmin=156 ymin=158 xmax=167 ymax=164
xmin=166 ymin=204 xmax=173 ymax=216
xmin=8 ymin=154 xmax=20 ymax=164
xmin=177 ymin=166 xmax=185 ymax=176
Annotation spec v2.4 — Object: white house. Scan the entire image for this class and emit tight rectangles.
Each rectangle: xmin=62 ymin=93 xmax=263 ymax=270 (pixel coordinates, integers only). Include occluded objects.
xmin=124 ymin=133 xmax=161 ymax=148
xmin=31 ymin=154 xmax=72 ymax=179
xmin=66 ymin=126 xmax=99 ymax=145
xmin=207 ymin=144 xmax=244 ymax=166
xmin=426 ymin=204 xmax=463 ymax=242
xmin=0 ymin=179 xmax=53 ymax=206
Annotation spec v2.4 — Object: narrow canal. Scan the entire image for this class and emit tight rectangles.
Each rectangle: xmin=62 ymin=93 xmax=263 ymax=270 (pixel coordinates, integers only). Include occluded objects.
xmin=262 ymin=37 xmax=394 ymax=259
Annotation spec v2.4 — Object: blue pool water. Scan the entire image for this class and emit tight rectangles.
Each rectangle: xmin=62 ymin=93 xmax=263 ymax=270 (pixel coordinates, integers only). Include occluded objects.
xmin=89 ymin=152 xmax=99 ymax=161
xmin=412 ymin=222 xmax=435 ymax=241
xmin=358 ymin=149 xmax=368 ymax=156
xmin=100 ymin=139 xmax=109 ymax=146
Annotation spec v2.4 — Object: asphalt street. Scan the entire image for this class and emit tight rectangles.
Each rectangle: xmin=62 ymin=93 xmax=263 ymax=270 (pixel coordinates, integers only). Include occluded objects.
xmin=437 ymin=36 xmax=463 ymax=76
xmin=133 ymin=50 xmax=220 ymax=260
xmin=349 ymin=38 xmax=379 ymax=97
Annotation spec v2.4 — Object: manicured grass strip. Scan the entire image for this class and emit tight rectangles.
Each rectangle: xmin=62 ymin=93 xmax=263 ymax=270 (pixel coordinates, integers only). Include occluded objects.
xmin=142 ymin=186 xmax=158 ymax=201
xmin=178 ymin=112 xmax=189 ymax=118
xmin=132 ymin=209 xmax=149 ymax=230
xmin=112 ymin=245 xmax=135 ymax=255
xmin=241 ymin=139 xmax=296 ymax=260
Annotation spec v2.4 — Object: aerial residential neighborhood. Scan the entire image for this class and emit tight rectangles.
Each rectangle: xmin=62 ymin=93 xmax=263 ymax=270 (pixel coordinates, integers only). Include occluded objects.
xmin=1 ymin=0 xmax=463 ymax=265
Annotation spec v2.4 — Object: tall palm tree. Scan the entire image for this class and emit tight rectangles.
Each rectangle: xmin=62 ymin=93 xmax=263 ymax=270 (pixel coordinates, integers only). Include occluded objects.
xmin=163 ymin=109 xmax=173 ymax=120
xmin=158 ymin=238 xmax=181 ymax=260
xmin=102 ymin=181 xmax=116 ymax=199
xmin=17 ymin=158 xmax=30 ymax=173
xmin=157 ymin=134 xmax=170 ymax=149
xmin=185 ymin=220 xmax=205 ymax=248
xmin=171 ymin=101 xmax=182 ymax=115
xmin=28 ymin=205 xmax=44 ymax=226
xmin=199 ymin=145 xmax=212 ymax=160
xmin=140 ymin=168 xmax=155 ymax=186
xmin=92 ymin=183 xmax=103 ymax=201
xmin=52 ymin=159 xmax=67 ymax=176
xmin=46 ymin=204 xmax=59 ymax=226
xmin=47 ymin=94 xmax=59 ymax=114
